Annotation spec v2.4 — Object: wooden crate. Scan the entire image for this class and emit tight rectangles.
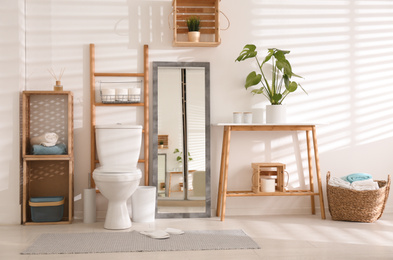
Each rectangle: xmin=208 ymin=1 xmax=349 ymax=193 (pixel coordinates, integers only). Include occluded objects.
xmin=158 ymin=135 xmax=169 ymax=149
xmin=172 ymin=0 xmax=221 ymax=47
xmin=252 ymin=163 xmax=286 ymax=193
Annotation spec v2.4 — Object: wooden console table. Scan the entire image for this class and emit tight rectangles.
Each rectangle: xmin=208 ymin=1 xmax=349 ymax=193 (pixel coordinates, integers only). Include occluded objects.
xmin=216 ymin=123 xmax=326 ymax=221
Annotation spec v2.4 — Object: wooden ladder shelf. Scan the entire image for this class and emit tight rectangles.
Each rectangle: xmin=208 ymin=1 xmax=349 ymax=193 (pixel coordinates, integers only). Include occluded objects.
xmin=89 ymin=44 xmax=149 ymax=187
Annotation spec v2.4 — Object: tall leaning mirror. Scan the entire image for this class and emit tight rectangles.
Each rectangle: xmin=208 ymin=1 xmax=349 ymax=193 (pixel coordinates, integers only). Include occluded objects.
xmin=152 ymin=61 xmax=211 ymax=218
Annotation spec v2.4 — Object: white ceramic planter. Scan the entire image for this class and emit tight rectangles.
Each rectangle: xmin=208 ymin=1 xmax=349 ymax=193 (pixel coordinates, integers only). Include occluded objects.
xmin=266 ymin=104 xmax=286 ymax=124
xmin=188 ymin=31 xmax=200 ymax=42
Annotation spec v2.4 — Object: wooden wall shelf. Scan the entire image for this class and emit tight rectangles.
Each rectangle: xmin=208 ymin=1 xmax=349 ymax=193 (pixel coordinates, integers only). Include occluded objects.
xmin=172 ymin=0 xmax=221 ymax=47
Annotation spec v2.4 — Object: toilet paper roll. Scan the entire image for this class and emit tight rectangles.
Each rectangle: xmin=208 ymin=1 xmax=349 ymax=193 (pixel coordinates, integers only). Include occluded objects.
xmin=83 ymin=188 xmax=96 ymax=223
xmin=115 ymin=88 xmax=128 ymax=101
xmin=128 ymin=88 xmax=141 ymax=102
xmin=131 ymin=186 xmax=156 ymax=223
xmin=261 ymin=177 xmax=276 ymax=192
xmin=101 ymin=88 xmax=115 ymax=102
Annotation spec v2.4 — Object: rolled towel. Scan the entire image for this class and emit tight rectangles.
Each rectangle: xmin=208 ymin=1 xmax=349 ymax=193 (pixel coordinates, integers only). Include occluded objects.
xmin=115 ymin=88 xmax=128 ymax=101
xmin=342 ymin=173 xmax=372 ymax=183
xmin=328 ymin=176 xmax=351 ymax=189
xmin=101 ymin=88 xmax=115 ymax=102
xmin=30 ymin=132 xmax=59 ymax=147
xmin=31 ymin=143 xmax=67 ymax=155
xmin=350 ymin=179 xmax=379 ymax=191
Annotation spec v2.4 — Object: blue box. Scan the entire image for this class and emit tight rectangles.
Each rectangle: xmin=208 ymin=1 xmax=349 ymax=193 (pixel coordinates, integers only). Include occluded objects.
xmin=29 ymin=196 xmax=65 ymax=222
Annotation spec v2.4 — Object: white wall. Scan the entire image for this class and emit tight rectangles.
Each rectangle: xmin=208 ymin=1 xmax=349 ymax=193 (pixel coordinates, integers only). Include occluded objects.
xmin=0 ymin=0 xmax=25 ymax=224
xmin=1 ymin=0 xmax=393 ymax=223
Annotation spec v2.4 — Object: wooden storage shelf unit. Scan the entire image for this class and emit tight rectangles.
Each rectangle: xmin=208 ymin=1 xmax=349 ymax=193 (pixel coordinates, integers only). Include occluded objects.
xmin=172 ymin=0 xmax=221 ymax=47
xmin=22 ymin=91 xmax=74 ymax=225
xmin=90 ymin=44 xmax=149 ymax=187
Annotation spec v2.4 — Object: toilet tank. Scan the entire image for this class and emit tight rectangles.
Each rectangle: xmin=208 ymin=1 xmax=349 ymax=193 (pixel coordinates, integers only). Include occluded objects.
xmin=95 ymin=124 xmax=142 ymax=170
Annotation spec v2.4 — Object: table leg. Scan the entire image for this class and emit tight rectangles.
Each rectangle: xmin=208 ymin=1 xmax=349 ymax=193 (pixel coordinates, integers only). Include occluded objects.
xmin=306 ymin=130 xmax=315 ymax=215
xmin=216 ymin=127 xmax=229 ymax=217
xmin=220 ymin=126 xmax=232 ymax=221
xmin=312 ymin=126 xmax=326 ymax=219
xmin=168 ymin=172 xmax=172 ymax=197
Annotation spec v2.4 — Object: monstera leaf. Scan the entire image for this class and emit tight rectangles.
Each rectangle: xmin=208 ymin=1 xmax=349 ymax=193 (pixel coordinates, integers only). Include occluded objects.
xmin=245 ymin=71 xmax=262 ymax=89
xmin=235 ymin=44 xmax=258 ymax=62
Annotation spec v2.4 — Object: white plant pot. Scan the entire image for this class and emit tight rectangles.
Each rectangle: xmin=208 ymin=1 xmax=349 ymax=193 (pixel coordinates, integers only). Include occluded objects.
xmin=266 ymin=104 xmax=286 ymax=124
xmin=188 ymin=31 xmax=200 ymax=42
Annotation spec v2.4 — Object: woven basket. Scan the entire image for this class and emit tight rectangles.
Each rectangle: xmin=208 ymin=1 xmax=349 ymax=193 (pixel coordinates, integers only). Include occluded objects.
xmin=326 ymin=172 xmax=391 ymax=223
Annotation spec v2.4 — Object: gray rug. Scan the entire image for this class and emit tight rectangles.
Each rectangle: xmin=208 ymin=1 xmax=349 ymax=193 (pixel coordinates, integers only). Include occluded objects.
xmin=21 ymin=229 xmax=260 ymax=255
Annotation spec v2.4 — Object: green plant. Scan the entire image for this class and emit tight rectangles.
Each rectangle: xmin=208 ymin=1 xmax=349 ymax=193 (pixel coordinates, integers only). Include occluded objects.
xmin=173 ymin=148 xmax=193 ymax=163
xmin=186 ymin=16 xmax=200 ymax=32
xmin=235 ymin=44 xmax=306 ymax=105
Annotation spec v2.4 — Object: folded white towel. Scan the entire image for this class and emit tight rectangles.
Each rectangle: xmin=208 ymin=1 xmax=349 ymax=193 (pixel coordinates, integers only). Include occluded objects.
xmin=328 ymin=176 xmax=351 ymax=189
xmin=30 ymin=132 xmax=59 ymax=147
xmin=350 ymin=179 xmax=379 ymax=191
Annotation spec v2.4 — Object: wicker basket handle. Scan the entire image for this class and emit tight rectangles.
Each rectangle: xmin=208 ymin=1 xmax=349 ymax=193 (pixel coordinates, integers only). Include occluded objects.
xmin=376 ymin=174 xmax=391 ymax=221
xmin=326 ymin=171 xmax=331 ymax=183
xmin=384 ymin=174 xmax=391 ymax=202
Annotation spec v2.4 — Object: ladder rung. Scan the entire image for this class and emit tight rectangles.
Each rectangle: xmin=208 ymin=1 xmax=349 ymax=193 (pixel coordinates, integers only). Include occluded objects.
xmin=94 ymin=72 xmax=144 ymax=77
xmin=94 ymin=103 xmax=144 ymax=107
xmin=94 ymin=159 xmax=145 ymax=164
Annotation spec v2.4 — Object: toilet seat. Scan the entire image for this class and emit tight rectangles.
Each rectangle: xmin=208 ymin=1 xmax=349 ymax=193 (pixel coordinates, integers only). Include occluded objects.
xmin=93 ymin=168 xmax=142 ymax=182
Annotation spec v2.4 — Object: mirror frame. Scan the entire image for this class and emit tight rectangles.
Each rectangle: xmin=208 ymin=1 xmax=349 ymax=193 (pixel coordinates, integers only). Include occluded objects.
xmin=151 ymin=61 xmax=211 ymax=218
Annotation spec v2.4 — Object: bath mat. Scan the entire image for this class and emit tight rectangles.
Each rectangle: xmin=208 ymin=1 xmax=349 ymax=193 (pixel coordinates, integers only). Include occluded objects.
xmin=21 ymin=229 xmax=260 ymax=255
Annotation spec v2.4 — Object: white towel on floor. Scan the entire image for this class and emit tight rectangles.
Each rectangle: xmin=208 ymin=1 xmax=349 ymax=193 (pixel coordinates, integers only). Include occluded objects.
xmin=164 ymin=228 xmax=184 ymax=235
xmin=328 ymin=176 xmax=351 ymax=189
xmin=30 ymin=132 xmax=59 ymax=147
xmin=350 ymin=179 xmax=379 ymax=191
xmin=140 ymin=230 xmax=170 ymax=239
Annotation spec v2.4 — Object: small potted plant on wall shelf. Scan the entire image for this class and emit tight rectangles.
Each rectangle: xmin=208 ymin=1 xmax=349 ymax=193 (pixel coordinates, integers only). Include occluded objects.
xmin=235 ymin=44 xmax=306 ymax=123
xmin=186 ymin=16 xmax=201 ymax=42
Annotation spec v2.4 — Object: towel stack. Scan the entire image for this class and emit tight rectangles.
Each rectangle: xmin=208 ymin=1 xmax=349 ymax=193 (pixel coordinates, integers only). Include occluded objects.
xmin=30 ymin=132 xmax=59 ymax=147
xmin=328 ymin=173 xmax=379 ymax=191
xmin=30 ymin=133 xmax=67 ymax=155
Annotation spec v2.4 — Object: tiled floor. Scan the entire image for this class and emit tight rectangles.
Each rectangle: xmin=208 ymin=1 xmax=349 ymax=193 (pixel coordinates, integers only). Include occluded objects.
xmin=1 ymin=213 xmax=393 ymax=259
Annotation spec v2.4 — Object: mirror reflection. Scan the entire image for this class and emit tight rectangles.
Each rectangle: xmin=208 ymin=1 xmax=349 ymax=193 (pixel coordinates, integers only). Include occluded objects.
xmin=152 ymin=62 xmax=210 ymax=218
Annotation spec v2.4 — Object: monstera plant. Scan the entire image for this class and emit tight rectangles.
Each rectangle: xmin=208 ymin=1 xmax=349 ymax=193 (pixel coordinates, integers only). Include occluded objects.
xmin=235 ymin=44 xmax=306 ymax=105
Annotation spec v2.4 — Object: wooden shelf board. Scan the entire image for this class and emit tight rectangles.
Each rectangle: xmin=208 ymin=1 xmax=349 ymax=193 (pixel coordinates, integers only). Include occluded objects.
xmin=226 ymin=190 xmax=319 ymax=197
xmin=23 ymin=220 xmax=72 ymax=225
xmin=23 ymin=155 xmax=72 ymax=161
xmin=172 ymin=41 xmax=221 ymax=47
xmin=95 ymin=102 xmax=144 ymax=107
xmin=22 ymin=91 xmax=73 ymax=97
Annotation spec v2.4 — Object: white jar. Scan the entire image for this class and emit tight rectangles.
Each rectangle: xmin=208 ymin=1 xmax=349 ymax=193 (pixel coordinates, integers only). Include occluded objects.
xmin=243 ymin=112 xmax=252 ymax=124
xmin=261 ymin=177 xmax=276 ymax=192
xmin=233 ymin=112 xmax=242 ymax=124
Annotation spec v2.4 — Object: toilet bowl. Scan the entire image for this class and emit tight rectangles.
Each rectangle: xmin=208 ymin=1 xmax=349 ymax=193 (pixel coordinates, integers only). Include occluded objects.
xmin=92 ymin=124 xmax=142 ymax=230
xmin=94 ymin=169 xmax=141 ymax=229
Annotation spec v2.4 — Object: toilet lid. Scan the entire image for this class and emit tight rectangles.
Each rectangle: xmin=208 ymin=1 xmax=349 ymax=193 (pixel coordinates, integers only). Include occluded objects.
xmin=93 ymin=168 xmax=142 ymax=182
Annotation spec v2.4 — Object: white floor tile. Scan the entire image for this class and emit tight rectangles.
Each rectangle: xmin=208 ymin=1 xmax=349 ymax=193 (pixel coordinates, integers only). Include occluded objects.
xmin=1 ymin=213 xmax=392 ymax=259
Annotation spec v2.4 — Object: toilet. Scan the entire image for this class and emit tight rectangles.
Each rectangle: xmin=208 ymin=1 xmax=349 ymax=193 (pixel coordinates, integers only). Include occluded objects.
xmin=93 ymin=124 xmax=142 ymax=230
